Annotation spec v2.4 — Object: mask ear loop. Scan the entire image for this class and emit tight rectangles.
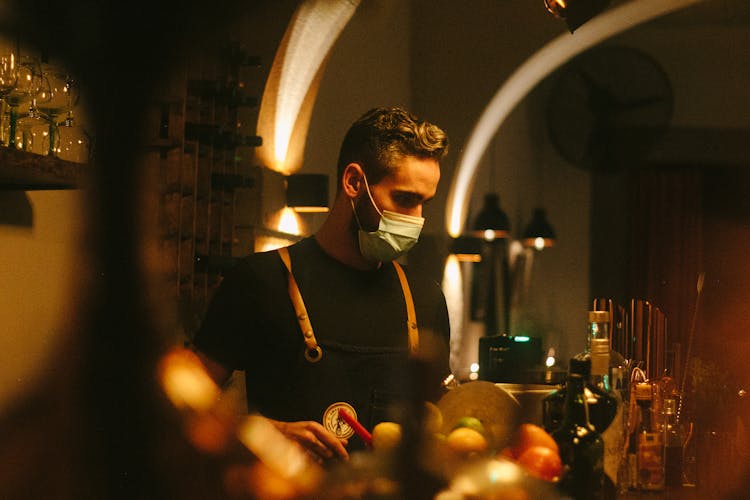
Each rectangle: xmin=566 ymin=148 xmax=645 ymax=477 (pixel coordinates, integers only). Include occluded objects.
xmin=350 ymin=169 xmax=383 ymax=230
xmin=360 ymin=171 xmax=384 ymax=218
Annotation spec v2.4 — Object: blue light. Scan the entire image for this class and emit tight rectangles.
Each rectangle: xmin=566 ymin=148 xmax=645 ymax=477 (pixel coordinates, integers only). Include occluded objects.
xmin=513 ymin=336 xmax=530 ymax=342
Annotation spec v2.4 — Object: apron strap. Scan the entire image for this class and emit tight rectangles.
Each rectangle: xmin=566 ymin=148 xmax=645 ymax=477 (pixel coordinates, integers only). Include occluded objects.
xmin=392 ymin=260 xmax=419 ymax=355
xmin=277 ymin=247 xmax=419 ymax=361
xmin=278 ymin=246 xmax=322 ymax=363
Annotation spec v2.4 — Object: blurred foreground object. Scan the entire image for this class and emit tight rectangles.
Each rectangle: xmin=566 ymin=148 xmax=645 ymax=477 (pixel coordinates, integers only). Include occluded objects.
xmin=158 ymin=347 xmax=324 ymax=498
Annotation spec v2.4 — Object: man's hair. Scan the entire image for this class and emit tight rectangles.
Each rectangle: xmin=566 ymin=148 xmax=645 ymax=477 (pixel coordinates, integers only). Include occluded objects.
xmin=336 ymin=106 xmax=449 ymax=187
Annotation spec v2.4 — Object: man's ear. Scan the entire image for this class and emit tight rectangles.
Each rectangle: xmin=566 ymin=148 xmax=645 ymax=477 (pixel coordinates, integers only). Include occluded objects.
xmin=342 ymin=163 xmax=364 ymax=198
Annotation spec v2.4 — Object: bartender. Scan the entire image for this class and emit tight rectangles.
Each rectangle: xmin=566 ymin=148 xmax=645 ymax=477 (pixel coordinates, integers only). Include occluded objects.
xmin=192 ymin=106 xmax=451 ymax=463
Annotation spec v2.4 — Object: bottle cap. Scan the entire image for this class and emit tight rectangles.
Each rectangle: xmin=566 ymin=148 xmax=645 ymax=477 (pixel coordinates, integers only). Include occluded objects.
xmin=568 ymin=354 xmax=591 ymax=378
xmin=635 ymin=382 xmax=652 ymax=400
xmin=588 ymin=310 xmax=610 ymax=323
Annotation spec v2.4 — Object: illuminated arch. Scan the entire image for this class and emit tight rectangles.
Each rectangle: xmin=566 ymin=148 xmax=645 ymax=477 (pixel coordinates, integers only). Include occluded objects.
xmin=445 ymin=0 xmax=707 ymax=237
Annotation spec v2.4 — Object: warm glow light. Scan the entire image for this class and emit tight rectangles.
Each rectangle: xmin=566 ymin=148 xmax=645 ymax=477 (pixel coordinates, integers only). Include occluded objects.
xmin=158 ymin=348 xmax=220 ymax=412
xmin=258 ymin=0 xmax=360 ymax=173
xmin=534 ymin=237 xmax=545 ymax=251
xmin=237 ymin=415 xmax=322 ymax=491
xmin=445 ymin=0 xmax=706 ymax=237
xmin=546 ymin=356 xmax=556 ymax=368
xmin=470 ymin=362 xmax=480 ymax=373
xmin=291 ymin=206 xmax=329 ymax=213
xmin=278 ymin=207 xmax=302 ymax=236
xmin=442 ymin=254 xmax=465 ymax=374
xmin=483 ymin=229 xmax=496 ymax=241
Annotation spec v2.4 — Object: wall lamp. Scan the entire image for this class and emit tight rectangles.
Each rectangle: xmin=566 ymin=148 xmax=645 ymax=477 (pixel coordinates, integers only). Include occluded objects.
xmin=470 ymin=193 xmax=510 ymax=241
xmin=465 ymin=193 xmax=556 ymax=250
xmin=285 ymin=173 xmax=329 ymax=213
xmin=521 ymin=207 xmax=556 ymax=250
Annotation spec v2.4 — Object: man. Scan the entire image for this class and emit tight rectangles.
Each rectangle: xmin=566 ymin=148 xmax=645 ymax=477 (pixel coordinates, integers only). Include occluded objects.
xmin=192 ymin=107 xmax=451 ymax=463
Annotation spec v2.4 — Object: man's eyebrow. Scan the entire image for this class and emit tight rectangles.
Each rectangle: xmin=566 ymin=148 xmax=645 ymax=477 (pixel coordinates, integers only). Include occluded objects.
xmin=394 ymin=190 xmax=434 ymax=203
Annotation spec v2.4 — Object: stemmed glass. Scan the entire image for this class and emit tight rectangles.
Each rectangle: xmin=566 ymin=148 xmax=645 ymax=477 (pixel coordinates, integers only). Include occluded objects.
xmin=15 ymin=57 xmax=50 ymax=154
xmin=5 ymin=57 xmax=37 ymax=150
xmin=55 ymin=75 xmax=90 ymax=163
xmin=36 ymin=63 xmax=69 ymax=156
xmin=0 ymin=52 xmax=18 ymax=146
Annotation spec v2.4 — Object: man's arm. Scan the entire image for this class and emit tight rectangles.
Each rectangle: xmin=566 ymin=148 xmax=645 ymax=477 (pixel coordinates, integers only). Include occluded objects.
xmin=194 ymin=349 xmax=349 ymax=463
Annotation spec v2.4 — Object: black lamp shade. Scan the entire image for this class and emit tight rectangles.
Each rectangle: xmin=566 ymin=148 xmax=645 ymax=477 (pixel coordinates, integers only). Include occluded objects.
xmin=522 ymin=208 xmax=556 ymax=249
xmin=286 ymin=174 xmax=329 ymax=212
xmin=472 ymin=193 xmax=510 ymax=240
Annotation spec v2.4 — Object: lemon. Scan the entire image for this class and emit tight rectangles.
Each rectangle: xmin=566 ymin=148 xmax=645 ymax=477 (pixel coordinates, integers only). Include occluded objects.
xmin=453 ymin=416 xmax=485 ymax=436
xmin=445 ymin=426 xmax=488 ymax=455
xmin=423 ymin=401 xmax=443 ymax=435
xmin=371 ymin=421 xmax=402 ymax=452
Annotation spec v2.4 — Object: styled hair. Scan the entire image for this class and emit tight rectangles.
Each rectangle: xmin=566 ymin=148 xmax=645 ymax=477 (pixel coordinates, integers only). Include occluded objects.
xmin=336 ymin=106 xmax=449 ymax=187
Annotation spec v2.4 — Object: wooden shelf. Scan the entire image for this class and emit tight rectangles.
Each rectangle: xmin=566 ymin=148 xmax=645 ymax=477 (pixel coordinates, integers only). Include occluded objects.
xmin=0 ymin=147 xmax=85 ymax=190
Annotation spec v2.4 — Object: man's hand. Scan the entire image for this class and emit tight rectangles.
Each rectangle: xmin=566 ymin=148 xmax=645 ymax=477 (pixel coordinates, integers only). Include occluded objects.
xmin=268 ymin=419 xmax=349 ymax=463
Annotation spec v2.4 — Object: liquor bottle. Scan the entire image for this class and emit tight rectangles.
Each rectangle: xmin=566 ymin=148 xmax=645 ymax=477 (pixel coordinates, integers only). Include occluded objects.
xmin=635 ymin=382 xmax=665 ymax=490
xmin=662 ymin=398 xmax=684 ymax=487
xmin=542 ymin=311 xmax=619 ymax=435
xmin=210 ymin=173 xmax=255 ymax=191
xmin=552 ymin=356 xmax=605 ymax=500
xmin=590 ymin=338 xmax=622 ymax=499
xmin=187 ymin=79 xmax=260 ymax=108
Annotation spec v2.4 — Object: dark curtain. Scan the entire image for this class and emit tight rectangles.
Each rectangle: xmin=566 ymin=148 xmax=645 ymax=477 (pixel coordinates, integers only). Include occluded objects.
xmin=627 ymin=164 xmax=703 ymax=383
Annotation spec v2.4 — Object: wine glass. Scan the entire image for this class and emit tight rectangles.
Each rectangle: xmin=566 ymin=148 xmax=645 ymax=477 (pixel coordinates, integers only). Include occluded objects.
xmin=36 ymin=63 xmax=69 ymax=155
xmin=5 ymin=56 xmax=37 ymax=150
xmin=0 ymin=52 xmax=18 ymax=146
xmin=55 ymin=76 xmax=90 ymax=163
xmin=15 ymin=56 xmax=51 ymax=154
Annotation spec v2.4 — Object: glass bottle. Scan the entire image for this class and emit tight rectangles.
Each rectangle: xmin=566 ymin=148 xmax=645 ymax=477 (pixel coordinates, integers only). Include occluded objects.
xmin=663 ymin=397 xmax=684 ymax=487
xmin=635 ymin=382 xmax=665 ymax=490
xmin=542 ymin=311 xmax=619 ymax=436
xmin=590 ymin=337 xmax=623 ymax=498
xmin=552 ymin=356 xmax=605 ymax=500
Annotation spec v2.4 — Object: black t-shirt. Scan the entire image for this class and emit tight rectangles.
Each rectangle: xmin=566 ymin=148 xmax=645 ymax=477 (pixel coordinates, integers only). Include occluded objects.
xmin=192 ymin=236 xmax=451 ymax=427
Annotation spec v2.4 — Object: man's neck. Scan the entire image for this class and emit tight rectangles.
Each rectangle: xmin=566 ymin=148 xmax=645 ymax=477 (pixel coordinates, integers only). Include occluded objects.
xmin=315 ymin=198 xmax=380 ymax=271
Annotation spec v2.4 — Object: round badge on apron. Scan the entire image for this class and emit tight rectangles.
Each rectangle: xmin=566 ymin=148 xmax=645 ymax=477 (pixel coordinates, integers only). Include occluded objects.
xmin=322 ymin=402 xmax=357 ymax=439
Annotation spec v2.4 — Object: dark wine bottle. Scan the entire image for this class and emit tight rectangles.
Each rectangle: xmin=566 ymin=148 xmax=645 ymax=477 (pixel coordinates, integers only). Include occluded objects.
xmin=210 ymin=173 xmax=254 ymax=191
xmin=184 ymin=122 xmax=262 ymax=149
xmin=552 ymin=356 xmax=605 ymax=500
xmin=187 ymin=79 xmax=260 ymax=108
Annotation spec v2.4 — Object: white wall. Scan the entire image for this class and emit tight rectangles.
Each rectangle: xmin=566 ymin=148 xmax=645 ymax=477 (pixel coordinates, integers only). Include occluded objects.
xmin=0 ymin=190 xmax=86 ymax=412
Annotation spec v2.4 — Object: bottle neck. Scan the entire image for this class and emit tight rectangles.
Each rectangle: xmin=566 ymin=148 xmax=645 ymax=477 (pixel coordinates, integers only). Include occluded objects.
xmin=586 ymin=320 xmax=610 ymax=349
xmin=590 ymin=349 xmax=611 ymax=391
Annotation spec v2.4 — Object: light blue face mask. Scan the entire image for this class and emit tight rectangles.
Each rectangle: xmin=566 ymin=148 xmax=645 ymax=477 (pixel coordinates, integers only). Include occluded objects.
xmin=351 ymin=174 xmax=425 ymax=262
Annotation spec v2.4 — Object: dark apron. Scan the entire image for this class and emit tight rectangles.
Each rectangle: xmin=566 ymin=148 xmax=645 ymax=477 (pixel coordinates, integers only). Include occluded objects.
xmin=276 ymin=247 xmax=418 ymax=451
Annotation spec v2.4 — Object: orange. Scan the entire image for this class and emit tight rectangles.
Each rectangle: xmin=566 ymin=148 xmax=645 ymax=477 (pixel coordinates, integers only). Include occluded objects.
xmin=516 ymin=445 xmax=562 ymax=482
xmin=509 ymin=423 xmax=559 ymax=459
